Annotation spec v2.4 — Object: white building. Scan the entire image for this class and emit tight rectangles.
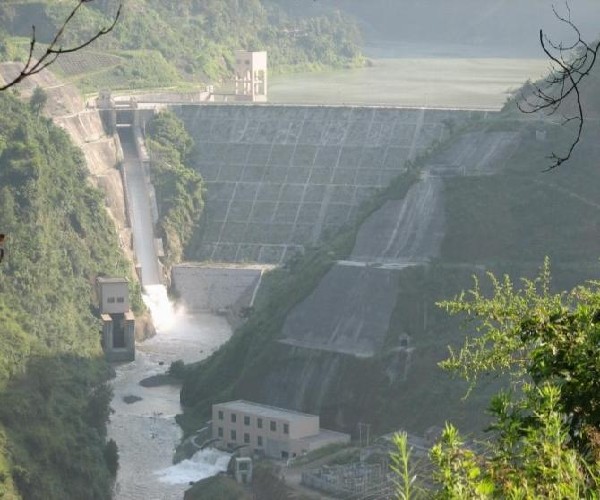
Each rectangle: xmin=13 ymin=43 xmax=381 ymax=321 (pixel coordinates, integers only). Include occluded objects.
xmin=234 ymin=51 xmax=267 ymax=102
xmin=97 ymin=277 xmax=135 ymax=362
xmin=212 ymin=400 xmax=350 ymax=460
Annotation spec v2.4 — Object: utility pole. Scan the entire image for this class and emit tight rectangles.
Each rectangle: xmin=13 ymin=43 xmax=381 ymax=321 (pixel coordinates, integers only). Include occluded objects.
xmin=358 ymin=422 xmax=363 ymax=449
xmin=358 ymin=422 xmax=371 ymax=463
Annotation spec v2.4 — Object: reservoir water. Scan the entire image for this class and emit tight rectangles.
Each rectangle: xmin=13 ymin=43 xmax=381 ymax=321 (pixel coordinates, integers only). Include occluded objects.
xmin=269 ymin=57 xmax=548 ymax=109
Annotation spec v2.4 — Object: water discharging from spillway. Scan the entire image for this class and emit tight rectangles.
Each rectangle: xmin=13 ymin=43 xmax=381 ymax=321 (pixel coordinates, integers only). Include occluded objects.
xmin=142 ymin=285 xmax=177 ymax=333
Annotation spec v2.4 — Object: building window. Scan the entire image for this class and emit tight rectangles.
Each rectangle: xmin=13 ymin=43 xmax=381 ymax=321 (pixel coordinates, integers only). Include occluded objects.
xmin=270 ymin=421 xmax=276 ymax=432
xmin=218 ymin=410 xmax=223 ymax=420
xmin=117 ymin=297 xmax=125 ymax=303
xmin=244 ymin=416 xmax=250 ymax=426
xmin=284 ymin=423 xmax=289 ymax=435
xmin=231 ymin=413 xmax=237 ymax=423
xmin=244 ymin=433 xmax=250 ymax=444
xmin=257 ymin=418 xmax=263 ymax=429
xmin=257 ymin=436 xmax=263 ymax=447
xmin=107 ymin=297 xmax=115 ymax=303
xmin=218 ymin=427 xmax=223 ymax=438
xmin=231 ymin=430 xmax=236 ymax=441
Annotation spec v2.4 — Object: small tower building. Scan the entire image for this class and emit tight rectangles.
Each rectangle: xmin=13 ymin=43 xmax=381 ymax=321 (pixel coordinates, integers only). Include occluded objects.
xmin=234 ymin=51 xmax=267 ymax=102
xmin=97 ymin=277 xmax=135 ymax=362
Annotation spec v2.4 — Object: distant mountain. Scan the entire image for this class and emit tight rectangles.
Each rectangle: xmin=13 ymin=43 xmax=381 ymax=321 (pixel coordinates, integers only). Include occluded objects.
xmin=325 ymin=0 xmax=600 ymax=57
xmin=0 ymin=0 xmax=364 ymax=92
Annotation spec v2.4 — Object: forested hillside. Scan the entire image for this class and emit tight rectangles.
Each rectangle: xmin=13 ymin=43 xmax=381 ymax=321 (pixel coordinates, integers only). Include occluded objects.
xmin=0 ymin=0 xmax=363 ymax=92
xmin=146 ymin=111 xmax=204 ymax=267
xmin=0 ymin=92 xmax=139 ymax=499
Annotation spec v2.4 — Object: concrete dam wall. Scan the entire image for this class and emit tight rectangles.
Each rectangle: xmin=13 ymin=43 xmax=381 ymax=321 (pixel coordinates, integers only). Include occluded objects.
xmin=172 ymin=263 xmax=269 ymax=313
xmin=176 ymin=105 xmax=486 ymax=264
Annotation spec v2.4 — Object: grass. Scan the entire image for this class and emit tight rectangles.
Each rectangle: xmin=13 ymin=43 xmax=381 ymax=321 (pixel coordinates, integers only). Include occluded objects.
xmin=289 ymin=442 xmax=353 ymax=467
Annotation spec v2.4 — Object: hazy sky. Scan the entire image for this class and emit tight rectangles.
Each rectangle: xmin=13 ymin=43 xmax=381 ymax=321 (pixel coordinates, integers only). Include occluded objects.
xmin=319 ymin=0 xmax=600 ymax=57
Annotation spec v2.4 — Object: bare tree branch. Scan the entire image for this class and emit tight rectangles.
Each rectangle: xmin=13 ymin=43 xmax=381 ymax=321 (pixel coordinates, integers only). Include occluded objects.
xmin=517 ymin=2 xmax=599 ymax=170
xmin=0 ymin=0 xmax=121 ymax=92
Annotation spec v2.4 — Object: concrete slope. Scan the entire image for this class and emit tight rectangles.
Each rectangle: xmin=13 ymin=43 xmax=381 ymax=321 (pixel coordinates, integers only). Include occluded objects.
xmin=119 ymin=128 xmax=161 ymax=287
xmin=351 ymin=176 xmax=445 ymax=262
xmin=281 ymin=265 xmax=402 ymax=357
xmin=280 ymin=177 xmax=444 ymax=357
xmin=172 ymin=263 xmax=267 ymax=313
xmin=427 ymin=131 xmax=519 ymax=176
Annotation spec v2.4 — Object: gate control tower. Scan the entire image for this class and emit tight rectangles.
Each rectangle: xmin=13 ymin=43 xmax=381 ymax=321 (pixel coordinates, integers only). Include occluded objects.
xmin=234 ymin=50 xmax=267 ymax=102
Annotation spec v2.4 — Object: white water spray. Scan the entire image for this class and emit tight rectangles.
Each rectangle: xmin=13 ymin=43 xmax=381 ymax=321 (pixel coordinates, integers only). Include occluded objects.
xmin=142 ymin=284 xmax=178 ymax=333
xmin=154 ymin=448 xmax=231 ymax=485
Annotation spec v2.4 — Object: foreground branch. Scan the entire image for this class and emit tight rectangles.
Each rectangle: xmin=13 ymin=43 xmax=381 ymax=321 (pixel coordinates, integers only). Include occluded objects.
xmin=518 ymin=4 xmax=599 ymax=170
xmin=0 ymin=0 xmax=121 ymax=91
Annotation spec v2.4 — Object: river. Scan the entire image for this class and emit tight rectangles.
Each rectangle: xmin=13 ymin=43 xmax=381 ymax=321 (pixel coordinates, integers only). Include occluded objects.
xmin=108 ymin=286 xmax=232 ymax=500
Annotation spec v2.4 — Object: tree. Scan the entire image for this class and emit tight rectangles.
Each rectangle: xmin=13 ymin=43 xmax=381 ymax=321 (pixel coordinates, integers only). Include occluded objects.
xmin=104 ymin=439 xmax=119 ymax=477
xmin=29 ymin=86 xmax=47 ymax=115
xmin=427 ymin=261 xmax=600 ymax=497
xmin=0 ymin=0 xmax=121 ymax=91
xmin=518 ymin=4 xmax=599 ymax=170
xmin=390 ymin=262 xmax=600 ymax=498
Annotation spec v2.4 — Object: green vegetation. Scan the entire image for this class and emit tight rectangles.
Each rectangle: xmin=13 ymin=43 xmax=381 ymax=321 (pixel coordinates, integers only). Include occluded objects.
xmin=184 ymin=474 xmax=251 ymax=500
xmin=390 ymin=433 xmax=425 ymax=500
xmin=0 ymin=0 xmax=363 ymax=92
xmin=0 ymin=91 xmax=140 ymax=498
xmin=184 ymin=460 xmax=312 ymax=500
xmin=146 ymin=110 xmax=204 ymax=266
xmin=289 ymin=442 xmax=352 ymax=467
xmin=390 ymin=263 xmax=600 ymax=498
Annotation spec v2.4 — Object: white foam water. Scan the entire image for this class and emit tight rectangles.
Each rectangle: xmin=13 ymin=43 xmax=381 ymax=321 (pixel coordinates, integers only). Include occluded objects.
xmin=154 ymin=448 xmax=231 ymax=485
xmin=142 ymin=284 xmax=178 ymax=333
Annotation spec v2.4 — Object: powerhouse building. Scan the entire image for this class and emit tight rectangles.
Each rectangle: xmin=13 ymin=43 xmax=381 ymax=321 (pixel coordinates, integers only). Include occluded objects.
xmin=212 ymin=400 xmax=350 ymax=459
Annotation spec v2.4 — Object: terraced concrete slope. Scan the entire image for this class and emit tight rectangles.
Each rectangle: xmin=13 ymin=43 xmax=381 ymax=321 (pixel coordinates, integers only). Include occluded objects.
xmin=279 ymin=131 xmax=518 ymax=359
xmin=176 ymin=105 xmax=484 ymax=263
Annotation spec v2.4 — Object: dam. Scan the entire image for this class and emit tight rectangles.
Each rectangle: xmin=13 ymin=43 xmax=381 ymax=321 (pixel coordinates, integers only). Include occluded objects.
xmin=174 ymin=104 xmax=487 ymax=264
xmin=112 ymin=97 xmax=522 ymax=438
xmin=112 ymin=101 xmax=491 ymax=312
